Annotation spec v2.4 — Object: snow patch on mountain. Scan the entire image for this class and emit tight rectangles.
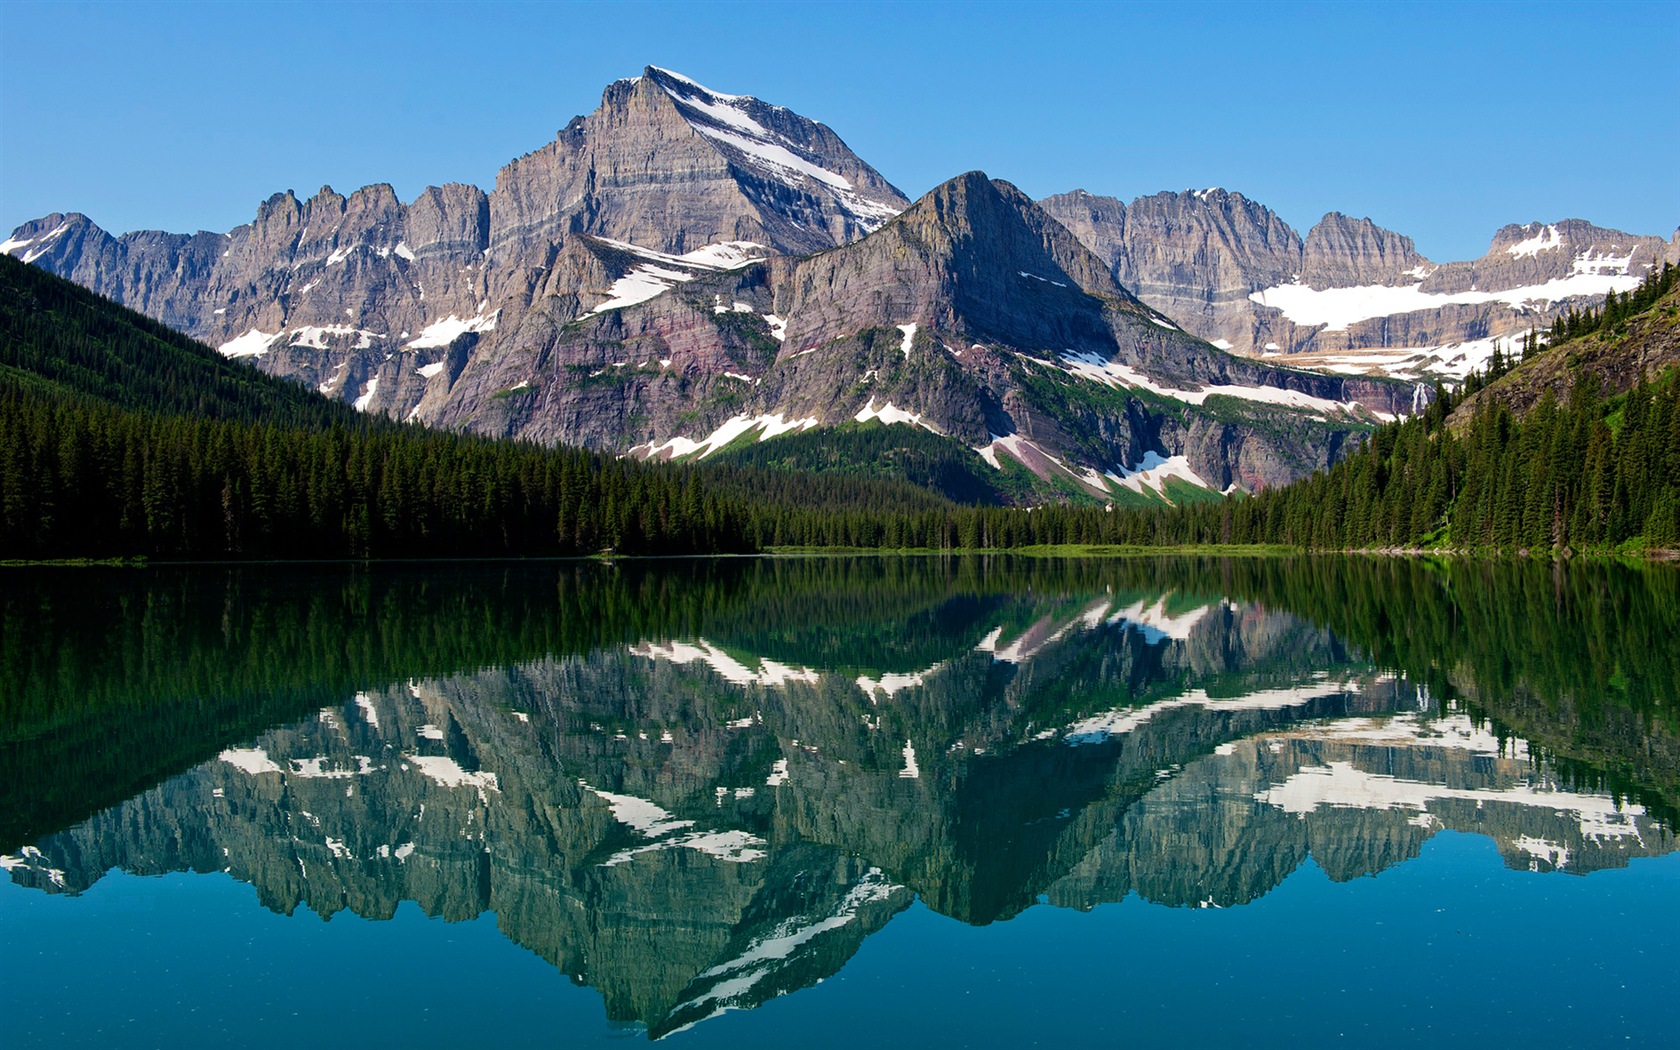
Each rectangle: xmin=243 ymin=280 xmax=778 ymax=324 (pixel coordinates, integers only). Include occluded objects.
xmin=1060 ymin=677 xmax=1358 ymax=746
xmin=1110 ymin=451 xmax=1213 ymax=500
xmin=651 ymin=68 xmax=900 ymax=229
xmin=635 ymin=412 xmax=821 ymax=460
xmin=406 ymin=309 xmax=499 ymax=348
xmin=1250 ymin=268 xmax=1641 ymax=331
xmin=0 ymin=221 xmax=71 ymax=264
xmin=694 ymin=125 xmax=853 ymax=190
xmin=289 ymin=325 xmax=380 ymax=350
xmin=593 ymin=264 xmax=697 ymax=313
xmin=1256 ymin=761 xmax=1647 ymax=845
xmin=630 ymin=638 xmax=820 ymax=689
xmin=896 ymin=322 xmax=917 ymax=359
xmin=219 ymin=328 xmax=281 ymax=358
xmin=856 ymin=663 xmax=945 ymax=699
xmin=1056 ymin=350 xmax=1376 ymax=420
xmin=1506 ymin=223 xmax=1564 ymax=257
xmin=855 ymin=398 xmax=937 ymax=432
xmin=352 ymin=375 xmax=380 ymax=412
xmin=596 ymin=236 xmax=767 ymax=271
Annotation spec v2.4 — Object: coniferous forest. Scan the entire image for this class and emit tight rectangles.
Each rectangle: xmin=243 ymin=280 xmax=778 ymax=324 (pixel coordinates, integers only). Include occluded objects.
xmin=2 ymin=253 xmax=1677 ymax=559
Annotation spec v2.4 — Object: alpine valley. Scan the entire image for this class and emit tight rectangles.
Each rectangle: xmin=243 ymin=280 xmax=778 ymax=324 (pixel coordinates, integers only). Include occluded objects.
xmin=6 ymin=67 xmax=1676 ymax=503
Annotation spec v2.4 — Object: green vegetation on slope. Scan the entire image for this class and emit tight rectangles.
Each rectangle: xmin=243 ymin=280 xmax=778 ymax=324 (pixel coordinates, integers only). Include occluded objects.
xmin=0 ymin=254 xmax=358 ymax=428
xmin=708 ymin=421 xmax=1011 ymax=505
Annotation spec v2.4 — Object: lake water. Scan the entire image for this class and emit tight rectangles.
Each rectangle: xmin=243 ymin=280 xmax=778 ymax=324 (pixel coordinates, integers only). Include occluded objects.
xmin=4 ymin=556 xmax=1678 ymax=1046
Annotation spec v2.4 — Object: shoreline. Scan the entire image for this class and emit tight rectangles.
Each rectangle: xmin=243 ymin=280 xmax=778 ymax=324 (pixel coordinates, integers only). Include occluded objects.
xmin=5 ymin=544 xmax=1679 ymax=568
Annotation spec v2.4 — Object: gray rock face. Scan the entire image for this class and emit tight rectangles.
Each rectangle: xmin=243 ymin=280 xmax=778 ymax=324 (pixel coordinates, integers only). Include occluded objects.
xmin=1041 ymin=188 xmax=1303 ymax=353
xmin=1043 ymin=190 xmax=1680 ymax=381
xmin=491 ymin=68 xmax=905 ymax=265
xmin=1301 ymin=211 xmax=1424 ymax=288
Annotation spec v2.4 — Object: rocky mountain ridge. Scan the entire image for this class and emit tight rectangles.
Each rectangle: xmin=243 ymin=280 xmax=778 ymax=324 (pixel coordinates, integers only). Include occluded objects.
xmin=1041 ymin=188 xmax=1679 ymax=381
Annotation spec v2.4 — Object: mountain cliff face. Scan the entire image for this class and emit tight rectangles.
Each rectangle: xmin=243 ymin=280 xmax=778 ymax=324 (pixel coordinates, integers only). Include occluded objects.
xmin=426 ymin=172 xmax=1415 ymax=495
xmin=1041 ymin=190 xmax=1679 ymax=381
xmin=491 ymin=67 xmax=906 ymax=264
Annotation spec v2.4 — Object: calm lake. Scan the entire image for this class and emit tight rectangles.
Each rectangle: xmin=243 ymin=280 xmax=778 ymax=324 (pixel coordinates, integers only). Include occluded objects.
xmin=4 ymin=556 xmax=1678 ymax=1046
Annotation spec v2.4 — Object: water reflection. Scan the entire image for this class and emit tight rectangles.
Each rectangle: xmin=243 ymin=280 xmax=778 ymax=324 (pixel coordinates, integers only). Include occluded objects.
xmin=4 ymin=557 xmax=1678 ymax=1038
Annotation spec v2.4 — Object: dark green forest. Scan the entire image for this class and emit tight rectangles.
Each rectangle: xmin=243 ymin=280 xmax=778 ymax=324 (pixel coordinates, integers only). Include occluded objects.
xmin=2 ymin=253 xmax=1677 ymax=558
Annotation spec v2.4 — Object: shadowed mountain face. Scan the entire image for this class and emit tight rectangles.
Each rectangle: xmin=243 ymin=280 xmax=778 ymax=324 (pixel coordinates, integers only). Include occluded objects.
xmin=5 ymin=557 xmax=1678 ymax=1038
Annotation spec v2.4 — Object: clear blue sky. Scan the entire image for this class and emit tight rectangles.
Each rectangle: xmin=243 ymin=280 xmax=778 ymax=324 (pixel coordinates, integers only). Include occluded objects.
xmin=2 ymin=0 xmax=1674 ymax=261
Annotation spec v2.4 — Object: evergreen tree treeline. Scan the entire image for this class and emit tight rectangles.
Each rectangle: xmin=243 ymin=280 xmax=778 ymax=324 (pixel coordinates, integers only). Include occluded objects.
xmin=3 ymin=254 xmax=1677 ymax=559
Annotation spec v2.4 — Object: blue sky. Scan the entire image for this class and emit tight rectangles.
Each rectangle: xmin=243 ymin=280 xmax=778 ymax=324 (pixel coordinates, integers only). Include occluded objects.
xmin=2 ymin=0 xmax=1674 ymax=261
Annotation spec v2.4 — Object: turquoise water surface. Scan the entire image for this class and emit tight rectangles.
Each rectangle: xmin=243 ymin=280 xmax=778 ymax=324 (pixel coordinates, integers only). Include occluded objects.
xmin=4 ymin=556 xmax=1677 ymax=1045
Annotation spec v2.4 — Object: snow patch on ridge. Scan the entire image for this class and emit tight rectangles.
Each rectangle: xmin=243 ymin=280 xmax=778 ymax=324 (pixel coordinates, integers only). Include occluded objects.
xmin=632 ymin=638 xmax=820 ymax=689
xmin=1 ymin=221 xmax=71 ymax=263
xmin=1256 ymin=761 xmax=1647 ymax=845
xmin=582 ymin=775 xmax=768 ymax=868
xmin=1056 ymin=350 xmax=1377 ymax=419
xmin=694 ymin=124 xmax=853 ymax=190
xmin=1060 ymin=676 xmax=1359 ymax=746
xmin=1107 ymin=595 xmax=1215 ymax=643
xmin=596 ymin=236 xmax=767 ymax=272
xmin=668 ymin=869 xmax=900 ymax=1033
xmin=856 ymin=663 xmax=945 ymax=699
xmin=1507 ymin=224 xmax=1563 ymax=257
xmin=290 ymin=325 xmax=380 ymax=350
xmin=586 ymin=239 xmax=768 ymax=315
xmin=651 ymin=68 xmax=899 ymax=228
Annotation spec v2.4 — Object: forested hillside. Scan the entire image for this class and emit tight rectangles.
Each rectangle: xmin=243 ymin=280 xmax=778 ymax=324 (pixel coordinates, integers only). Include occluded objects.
xmin=1120 ymin=265 xmax=1680 ymax=552
xmin=0 ymin=256 xmax=955 ymax=558
xmin=3 ymin=255 xmax=1676 ymax=559
xmin=0 ymin=255 xmax=357 ymax=428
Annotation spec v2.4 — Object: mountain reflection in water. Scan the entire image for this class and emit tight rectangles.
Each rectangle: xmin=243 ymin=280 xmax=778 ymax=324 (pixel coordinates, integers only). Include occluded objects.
xmin=3 ymin=556 xmax=1677 ymax=1039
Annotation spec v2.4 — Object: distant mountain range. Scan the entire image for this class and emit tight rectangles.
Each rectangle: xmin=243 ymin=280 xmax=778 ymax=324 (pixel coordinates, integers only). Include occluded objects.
xmin=1042 ymin=191 xmax=1677 ymax=378
xmin=7 ymin=66 xmax=1673 ymax=499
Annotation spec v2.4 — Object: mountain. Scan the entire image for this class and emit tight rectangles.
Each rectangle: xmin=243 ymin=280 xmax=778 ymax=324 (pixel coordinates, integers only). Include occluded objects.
xmin=0 ymin=67 xmax=907 ymax=421
xmin=2 ymin=67 xmax=1426 ymax=501
xmin=1117 ymin=266 xmax=1680 ymax=553
xmin=1041 ymin=189 xmax=1680 ymax=382
xmin=430 ymin=171 xmax=1417 ymax=496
